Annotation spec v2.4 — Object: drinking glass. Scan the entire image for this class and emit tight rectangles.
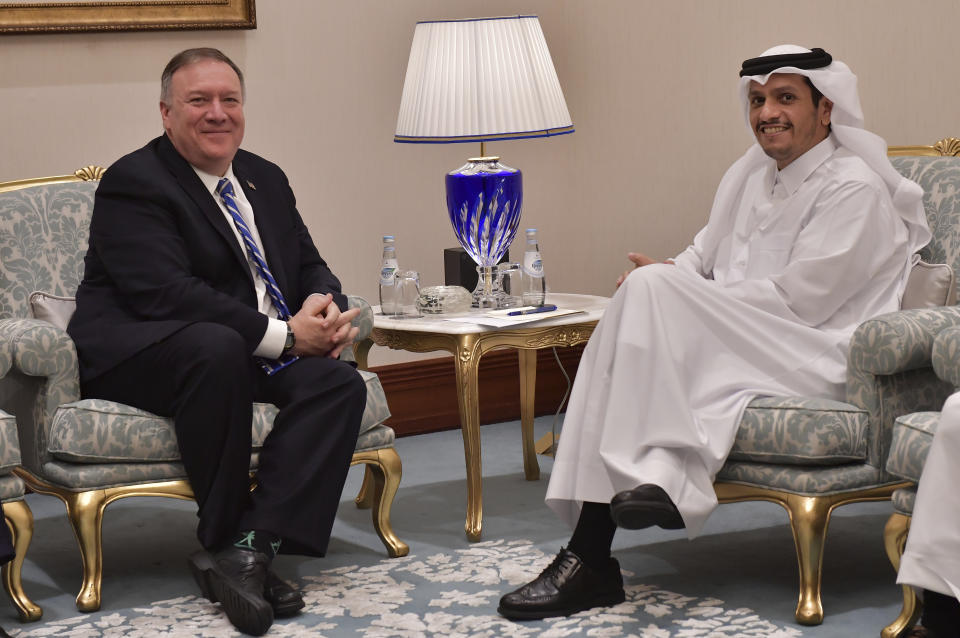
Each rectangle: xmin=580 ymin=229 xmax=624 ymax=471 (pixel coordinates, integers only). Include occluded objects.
xmin=495 ymin=262 xmax=524 ymax=308
xmin=393 ymin=270 xmax=421 ymax=318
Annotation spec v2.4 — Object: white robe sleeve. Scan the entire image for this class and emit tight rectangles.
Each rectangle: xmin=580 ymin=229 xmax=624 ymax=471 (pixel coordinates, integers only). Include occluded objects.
xmin=672 ymin=147 xmax=764 ymax=279
xmin=672 ymin=227 xmax=708 ymax=277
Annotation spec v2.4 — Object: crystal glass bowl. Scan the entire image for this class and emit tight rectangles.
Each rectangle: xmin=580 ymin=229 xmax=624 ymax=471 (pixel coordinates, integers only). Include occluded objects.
xmin=416 ymin=286 xmax=473 ymax=314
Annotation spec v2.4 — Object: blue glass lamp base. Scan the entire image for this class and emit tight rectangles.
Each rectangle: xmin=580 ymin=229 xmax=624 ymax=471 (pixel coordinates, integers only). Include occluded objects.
xmin=445 ymin=157 xmax=523 ymax=308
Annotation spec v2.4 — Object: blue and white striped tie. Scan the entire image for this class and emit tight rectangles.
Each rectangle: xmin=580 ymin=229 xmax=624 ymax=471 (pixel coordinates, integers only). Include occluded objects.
xmin=217 ymin=177 xmax=297 ymax=375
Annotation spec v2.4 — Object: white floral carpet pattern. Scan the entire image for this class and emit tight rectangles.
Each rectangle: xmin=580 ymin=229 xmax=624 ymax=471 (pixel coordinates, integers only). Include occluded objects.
xmin=9 ymin=539 xmax=803 ymax=637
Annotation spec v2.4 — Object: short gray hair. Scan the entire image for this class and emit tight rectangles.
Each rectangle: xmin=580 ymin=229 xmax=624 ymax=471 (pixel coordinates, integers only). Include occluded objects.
xmin=160 ymin=47 xmax=245 ymax=104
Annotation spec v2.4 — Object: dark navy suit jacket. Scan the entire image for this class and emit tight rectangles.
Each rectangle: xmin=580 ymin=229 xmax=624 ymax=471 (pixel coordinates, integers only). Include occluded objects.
xmin=68 ymin=134 xmax=345 ymax=381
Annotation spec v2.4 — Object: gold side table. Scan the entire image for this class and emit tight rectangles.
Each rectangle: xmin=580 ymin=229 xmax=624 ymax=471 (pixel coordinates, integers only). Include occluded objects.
xmin=355 ymin=293 xmax=608 ymax=541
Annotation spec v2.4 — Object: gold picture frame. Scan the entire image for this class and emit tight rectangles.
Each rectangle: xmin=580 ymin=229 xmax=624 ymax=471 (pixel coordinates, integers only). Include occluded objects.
xmin=0 ymin=0 xmax=255 ymax=35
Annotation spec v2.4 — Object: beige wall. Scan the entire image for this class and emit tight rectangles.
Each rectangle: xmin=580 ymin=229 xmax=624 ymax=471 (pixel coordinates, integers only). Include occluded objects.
xmin=1 ymin=0 xmax=957 ymax=365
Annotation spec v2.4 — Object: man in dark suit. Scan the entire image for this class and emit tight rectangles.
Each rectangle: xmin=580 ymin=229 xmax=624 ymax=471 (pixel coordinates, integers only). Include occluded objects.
xmin=67 ymin=48 xmax=366 ymax=636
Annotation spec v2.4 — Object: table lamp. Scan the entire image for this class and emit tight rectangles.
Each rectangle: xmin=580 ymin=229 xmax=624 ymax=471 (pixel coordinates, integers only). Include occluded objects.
xmin=394 ymin=15 xmax=573 ymax=308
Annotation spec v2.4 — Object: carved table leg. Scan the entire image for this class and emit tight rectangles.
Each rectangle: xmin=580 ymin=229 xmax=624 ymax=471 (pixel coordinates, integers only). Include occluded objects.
xmin=453 ymin=335 xmax=484 ymax=541
xmin=518 ymin=348 xmax=540 ymax=480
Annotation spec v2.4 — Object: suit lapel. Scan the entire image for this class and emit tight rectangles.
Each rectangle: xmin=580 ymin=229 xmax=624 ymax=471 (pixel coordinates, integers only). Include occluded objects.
xmin=156 ymin=136 xmax=251 ymax=280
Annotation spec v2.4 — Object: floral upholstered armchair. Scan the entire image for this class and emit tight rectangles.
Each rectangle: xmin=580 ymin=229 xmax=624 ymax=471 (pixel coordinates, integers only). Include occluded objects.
xmin=880 ymin=324 xmax=960 ymax=638
xmin=0 ymin=168 xmax=408 ymax=614
xmin=712 ymin=138 xmax=960 ymax=625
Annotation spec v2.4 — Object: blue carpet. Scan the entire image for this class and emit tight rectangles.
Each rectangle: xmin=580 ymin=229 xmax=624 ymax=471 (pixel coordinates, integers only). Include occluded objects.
xmin=4 ymin=418 xmax=903 ymax=636
xmin=9 ymin=539 xmax=806 ymax=636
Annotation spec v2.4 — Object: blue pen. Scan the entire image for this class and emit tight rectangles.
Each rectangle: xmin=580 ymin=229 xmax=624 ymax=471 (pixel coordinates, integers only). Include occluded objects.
xmin=507 ymin=304 xmax=558 ymax=316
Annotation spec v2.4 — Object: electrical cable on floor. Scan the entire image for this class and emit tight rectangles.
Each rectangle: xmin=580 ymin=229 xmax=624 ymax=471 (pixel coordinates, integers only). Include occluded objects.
xmin=549 ymin=345 xmax=572 ymax=455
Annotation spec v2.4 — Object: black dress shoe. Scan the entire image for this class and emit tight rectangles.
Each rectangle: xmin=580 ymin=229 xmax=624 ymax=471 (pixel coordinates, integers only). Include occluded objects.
xmin=188 ymin=547 xmax=274 ymax=636
xmin=194 ymin=557 xmax=303 ymax=618
xmin=498 ymin=547 xmax=625 ymax=620
xmin=264 ymin=569 xmax=305 ymax=617
xmin=610 ymin=484 xmax=685 ymax=530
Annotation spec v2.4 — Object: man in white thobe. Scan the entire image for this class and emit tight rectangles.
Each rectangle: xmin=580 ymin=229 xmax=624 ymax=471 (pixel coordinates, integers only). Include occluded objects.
xmin=897 ymin=393 xmax=960 ymax=637
xmin=499 ymin=45 xmax=931 ymax=621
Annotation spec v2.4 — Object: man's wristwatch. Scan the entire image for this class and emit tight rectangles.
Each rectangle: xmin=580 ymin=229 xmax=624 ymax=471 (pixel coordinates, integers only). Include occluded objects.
xmin=283 ymin=322 xmax=296 ymax=354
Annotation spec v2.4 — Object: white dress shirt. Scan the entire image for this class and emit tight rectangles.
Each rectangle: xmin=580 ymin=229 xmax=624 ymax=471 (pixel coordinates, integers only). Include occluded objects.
xmin=193 ymin=165 xmax=287 ymax=359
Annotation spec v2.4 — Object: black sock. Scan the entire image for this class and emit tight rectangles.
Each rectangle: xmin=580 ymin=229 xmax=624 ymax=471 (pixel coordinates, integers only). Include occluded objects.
xmin=921 ymin=589 xmax=960 ymax=638
xmin=568 ymin=501 xmax=617 ymax=569
xmin=232 ymin=529 xmax=282 ymax=558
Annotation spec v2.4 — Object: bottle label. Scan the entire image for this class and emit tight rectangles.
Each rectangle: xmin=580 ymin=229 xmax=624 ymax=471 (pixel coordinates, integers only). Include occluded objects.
xmin=523 ymin=251 xmax=543 ymax=277
xmin=380 ymin=259 xmax=398 ymax=286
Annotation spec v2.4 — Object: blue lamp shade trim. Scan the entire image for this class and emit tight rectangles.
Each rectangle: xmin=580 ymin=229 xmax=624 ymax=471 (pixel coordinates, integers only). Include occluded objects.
xmin=395 ymin=125 xmax=574 ymax=144
xmin=416 ymin=15 xmax=538 ymax=25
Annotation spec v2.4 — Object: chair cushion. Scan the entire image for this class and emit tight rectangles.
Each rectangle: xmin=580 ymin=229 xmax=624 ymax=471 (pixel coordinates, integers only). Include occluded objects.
xmin=29 ymin=291 xmax=76 ymax=331
xmin=901 ymin=261 xmax=956 ymax=309
xmin=356 ymin=423 xmax=395 ymax=451
xmin=0 ymin=474 xmax=26 ymax=502
xmin=48 ymin=369 xmax=391 ymax=463
xmin=729 ymin=396 xmax=868 ymax=465
xmin=886 ymin=411 xmax=939 ymax=482
xmin=891 ymin=486 xmax=916 ymax=516
xmin=0 ymin=410 xmax=22 ymax=474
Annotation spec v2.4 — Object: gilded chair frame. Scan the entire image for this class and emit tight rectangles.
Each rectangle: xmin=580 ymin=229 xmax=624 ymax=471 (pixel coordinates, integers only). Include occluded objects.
xmin=887 ymin=137 xmax=960 ymax=158
xmin=713 ymin=137 xmax=960 ymax=626
xmin=17 ymin=450 xmax=405 ymax=612
xmin=882 ymin=511 xmax=917 ymax=638
xmin=1 ymin=168 xmax=407 ymax=614
xmin=0 ymin=350 xmax=41 ymax=622
xmin=3 ymin=499 xmax=41 ymax=621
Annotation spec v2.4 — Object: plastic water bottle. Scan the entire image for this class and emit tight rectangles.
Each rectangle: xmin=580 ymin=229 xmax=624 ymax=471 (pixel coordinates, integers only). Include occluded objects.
xmin=521 ymin=228 xmax=546 ymax=306
xmin=379 ymin=235 xmax=400 ymax=314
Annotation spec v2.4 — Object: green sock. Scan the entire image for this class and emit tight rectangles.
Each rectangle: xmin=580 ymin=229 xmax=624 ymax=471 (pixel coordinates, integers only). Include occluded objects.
xmin=232 ymin=529 xmax=281 ymax=558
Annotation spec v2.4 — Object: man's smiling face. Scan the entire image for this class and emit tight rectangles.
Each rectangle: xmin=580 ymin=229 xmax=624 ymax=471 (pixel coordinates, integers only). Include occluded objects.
xmin=748 ymin=73 xmax=833 ymax=169
xmin=160 ymin=58 xmax=245 ymax=176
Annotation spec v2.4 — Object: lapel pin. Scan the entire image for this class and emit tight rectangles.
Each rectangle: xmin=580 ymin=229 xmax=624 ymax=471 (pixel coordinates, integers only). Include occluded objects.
xmin=246 ymin=180 xmax=256 ymax=190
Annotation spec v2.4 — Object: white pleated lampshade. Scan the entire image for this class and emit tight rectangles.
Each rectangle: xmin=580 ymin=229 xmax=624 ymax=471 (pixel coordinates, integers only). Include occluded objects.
xmin=394 ymin=15 xmax=573 ymax=144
